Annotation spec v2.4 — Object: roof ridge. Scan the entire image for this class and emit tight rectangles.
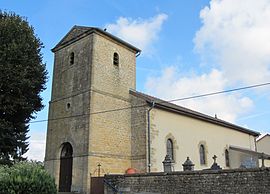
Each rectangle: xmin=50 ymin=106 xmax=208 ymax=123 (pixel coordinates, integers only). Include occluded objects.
xmin=129 ymin=89 xmax=260 ymax=136
xmin=130 ymin=89 xmax=217 ymax=119
xmin=52 ymin=25 xmax=141 ymax=53
xmin=73 ymin=25 xmax=95 ymax=29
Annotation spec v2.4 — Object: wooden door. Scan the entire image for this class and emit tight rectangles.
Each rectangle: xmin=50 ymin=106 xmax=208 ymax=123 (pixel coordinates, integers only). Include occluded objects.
xmin=59 ymin=143 xmax=73 ymax=192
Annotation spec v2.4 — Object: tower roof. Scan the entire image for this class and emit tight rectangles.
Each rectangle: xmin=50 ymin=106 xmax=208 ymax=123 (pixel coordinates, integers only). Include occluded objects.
xmin=52 ymin=25 xmax=141 ymax=53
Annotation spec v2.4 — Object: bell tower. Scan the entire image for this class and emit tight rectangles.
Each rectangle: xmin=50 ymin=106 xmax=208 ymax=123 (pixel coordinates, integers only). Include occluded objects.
xmin=45 ymin=26 xmax=140 ymax=193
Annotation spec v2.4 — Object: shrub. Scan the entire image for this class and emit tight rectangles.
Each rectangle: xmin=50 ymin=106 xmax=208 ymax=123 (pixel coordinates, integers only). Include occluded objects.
xmin=0 ymin=161 xmax=57 ymax=194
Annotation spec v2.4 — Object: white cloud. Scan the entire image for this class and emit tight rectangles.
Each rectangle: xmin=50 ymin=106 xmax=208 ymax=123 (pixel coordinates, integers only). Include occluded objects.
xmin=24 ymin=131 xmax=46 ymax=162
xmin=106 ymin=13 xmax=168 ymax=54
xmin=194 ymin=0 xmax=270 ymax=84
xmin=145 ymin=66 xmax=253 ymax=122
xmin=144 ymin=0 xmax=270 ymax=124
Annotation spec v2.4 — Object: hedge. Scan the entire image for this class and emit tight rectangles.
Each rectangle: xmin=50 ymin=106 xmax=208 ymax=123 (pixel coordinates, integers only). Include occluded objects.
xmin=0 ymin=161 xmax=57 ymax=194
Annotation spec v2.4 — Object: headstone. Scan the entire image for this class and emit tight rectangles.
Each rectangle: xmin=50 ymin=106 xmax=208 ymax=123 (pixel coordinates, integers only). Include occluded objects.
xmin=163 ymin=155 xmax=172 ymax=172
xmin=210 ymin=155 xmax=222 ymax=170
xmin=182 ymin=157 xmax=195 ymax=171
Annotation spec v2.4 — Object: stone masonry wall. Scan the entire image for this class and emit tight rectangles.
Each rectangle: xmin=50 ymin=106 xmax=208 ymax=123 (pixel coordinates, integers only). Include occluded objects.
xmin=130 ymin=94 xmax=148 ymax=173
xmin=88 ymin=32 xmax=137 ymax=177
xmin=45 ymin=34 xmax=93 ymax=193
xmin=104 ymin=168 xmax=270 ymax=194
xmin=46 ymin=28 xmax=139 ymax=194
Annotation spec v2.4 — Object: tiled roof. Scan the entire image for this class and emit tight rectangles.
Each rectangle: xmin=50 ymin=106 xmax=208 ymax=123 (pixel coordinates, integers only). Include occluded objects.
xmin=130 ymin=89 xmax=260 ymax=137
xmin=52 ymin=25 xmax=141 ymax=53
xmin=229 ymin=145 xmax=270 ymax=159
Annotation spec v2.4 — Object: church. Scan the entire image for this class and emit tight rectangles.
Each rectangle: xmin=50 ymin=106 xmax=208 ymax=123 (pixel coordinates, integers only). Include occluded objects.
xmin=44 ymin=26 xmax=261 ymax=193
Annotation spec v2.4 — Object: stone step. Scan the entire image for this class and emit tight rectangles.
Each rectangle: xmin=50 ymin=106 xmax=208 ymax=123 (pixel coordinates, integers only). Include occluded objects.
xmin=58 ymin=191 xmax=84 ymax=194
xmin=58 ymin=192 xmax=81 ymax=194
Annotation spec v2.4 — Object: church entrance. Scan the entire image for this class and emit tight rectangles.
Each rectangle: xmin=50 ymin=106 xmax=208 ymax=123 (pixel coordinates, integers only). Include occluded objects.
xmin=59 ymin=142 xmax=73 ymax=192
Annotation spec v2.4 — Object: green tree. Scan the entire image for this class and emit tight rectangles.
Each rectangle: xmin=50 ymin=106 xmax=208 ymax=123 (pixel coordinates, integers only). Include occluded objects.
xmin=0 ymin=11 xmax=47 ymax=165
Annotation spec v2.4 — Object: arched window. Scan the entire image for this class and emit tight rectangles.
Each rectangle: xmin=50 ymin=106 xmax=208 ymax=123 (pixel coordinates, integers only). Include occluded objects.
xmin=225 ymin=149 xmax=230 ymax=167
xmin=166 ymin=139 xmax=174 ymax=160
xmin=70 ymin=52 xmax=74 ymax=65
xmin=113 ymin=52 xmax=119 ymax=66
xmin=60 ymin=142 xmax=73 ymax=158
xmin=199 ymin=144 xmax=206 ymax=165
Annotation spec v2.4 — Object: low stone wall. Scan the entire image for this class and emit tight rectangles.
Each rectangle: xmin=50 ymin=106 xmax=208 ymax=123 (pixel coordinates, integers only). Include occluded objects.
xmin=104 ymin=168 xmax=270 ymax=194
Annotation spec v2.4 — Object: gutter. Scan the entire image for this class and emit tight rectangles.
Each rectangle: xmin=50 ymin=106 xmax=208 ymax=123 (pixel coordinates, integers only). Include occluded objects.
xmin=136 ymin=51 xmax=141 ymax=57
xmin=147 ymin=101 xmax=155 ymax=173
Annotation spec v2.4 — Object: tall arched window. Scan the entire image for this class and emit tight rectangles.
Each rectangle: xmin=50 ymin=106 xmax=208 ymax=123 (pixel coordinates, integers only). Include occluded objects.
xmin=199 ymin=144 xmax=206 ymax=165
xmin=166 ymin=139 xmax=174 ymax=160
xmin=69 ymin=52 xmax=74 ymax=65
xmin=225 ymin=149 xmax=230 ymax=167
xmin=113 ymin=52 xmax=119 ymax=66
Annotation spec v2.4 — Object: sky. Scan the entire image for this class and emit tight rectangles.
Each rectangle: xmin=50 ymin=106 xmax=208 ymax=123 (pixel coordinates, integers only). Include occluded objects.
xmin=1 ymin=0 xmax=270 ymax=161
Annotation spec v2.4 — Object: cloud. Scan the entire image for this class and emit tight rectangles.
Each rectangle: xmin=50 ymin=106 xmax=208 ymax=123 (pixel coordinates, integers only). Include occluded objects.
xmin=106 ymin=13 xmax=168 ymax=54
xmin=23 ymin=131 xmax=46 ymax=162
xmin=194 ymin=0 xmax=270 ymax=85
xmin=145 ymin=66 xmax=253 ymax=122
xmin=144 ymin=0 xmax=270 ymax=124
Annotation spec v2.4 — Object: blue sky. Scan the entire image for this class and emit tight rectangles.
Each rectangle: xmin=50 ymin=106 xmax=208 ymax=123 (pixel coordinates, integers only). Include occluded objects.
xmin=1 ymin=0 xmax=270 ymax=161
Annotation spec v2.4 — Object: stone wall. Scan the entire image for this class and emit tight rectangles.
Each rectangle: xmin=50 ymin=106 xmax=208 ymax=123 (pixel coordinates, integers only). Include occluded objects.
xmin=104 ymin=168 xmax=270 ymax=194
xmin=45 ymin=33 xmax=93 ymax=193
xmin=88 ymin=32 xmax=137 ymax=176
xmin=130 ymin=93 xmax=148 ymax=173
xmin=45 ymin=27 xmax=139 ymax=194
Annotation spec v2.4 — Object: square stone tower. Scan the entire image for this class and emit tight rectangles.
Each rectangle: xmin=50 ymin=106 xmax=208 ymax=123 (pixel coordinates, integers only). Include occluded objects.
xmin=44 ymin=26 xmax=140 ymax=193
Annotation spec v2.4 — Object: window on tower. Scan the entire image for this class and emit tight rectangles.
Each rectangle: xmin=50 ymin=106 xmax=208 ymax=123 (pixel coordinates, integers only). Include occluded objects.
xmin=70 ymin=52 xmax=75 ymax=65
xmin=113 ymin=52 xmax=119 ymax=66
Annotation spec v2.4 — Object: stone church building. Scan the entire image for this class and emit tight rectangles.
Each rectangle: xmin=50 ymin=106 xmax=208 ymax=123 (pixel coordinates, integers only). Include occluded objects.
xmin=45 ymin=26 xmax=261 ymax=193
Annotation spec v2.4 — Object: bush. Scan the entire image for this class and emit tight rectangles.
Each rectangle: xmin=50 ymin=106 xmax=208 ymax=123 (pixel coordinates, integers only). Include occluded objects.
xmin=0 ymin=162 xmax=57 ymax=194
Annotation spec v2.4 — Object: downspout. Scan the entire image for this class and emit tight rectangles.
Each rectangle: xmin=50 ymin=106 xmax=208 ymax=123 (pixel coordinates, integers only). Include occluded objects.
xmin=147 ymin=101 xmax=155 ymax=173
xmin=254 ymin=136 xmax=258 ymax=152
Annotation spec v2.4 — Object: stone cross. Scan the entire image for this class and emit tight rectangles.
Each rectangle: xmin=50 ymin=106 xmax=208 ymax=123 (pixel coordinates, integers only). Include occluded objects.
xmin=98 ymin=163 xmax=101 ymax=177
xmin=213 ymin=155 xmax=217 ymax=163
xmin=210 ymin=155 xmax=222 ymax=170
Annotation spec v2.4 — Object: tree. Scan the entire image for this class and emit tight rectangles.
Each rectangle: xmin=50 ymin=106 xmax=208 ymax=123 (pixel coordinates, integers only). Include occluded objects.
xmin=0 ymin=11 xmax=47 ymax=165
